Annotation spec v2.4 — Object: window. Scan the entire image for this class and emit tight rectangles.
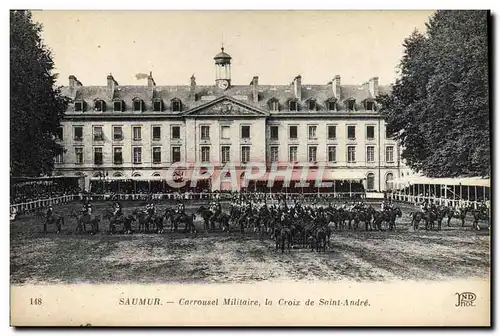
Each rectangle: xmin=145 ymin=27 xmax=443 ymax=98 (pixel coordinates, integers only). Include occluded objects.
xmin=270 ymin=126 xmax=279 ymax=140
xmin=75 ymin=147 xmax=83 ymax=164
xmin=133 ymin=100 xmax=143 ymax=112
xmin=347 ymin=146 xmax=356 ymax=163
xmin=347 ymin=99 xmax=356 ymax=111
xmin=171 ymin=126 xmax=181 ymax=139
xmin=94 ymin=100 xmax=105 ymax=112
xmin=366 ymin=126 xmax=375 ymax=140
xmin=327 ymin=125 xmax=336 ymax=140
xmin=113 ymin=126 xmax=123 ymax=141
xmin=220 ymin=126 xmax=230 ymax=139
xmin=241 ymin=125 xmax=251 ymax=139
xmin=73 ymin=126 xmax=83 ymax=141
xmin=327 ymin=100 xmax=336 ymax=111
xmin=74 ymin=100 xmax=84 ymax=112
xmin=201 ymin=146 xmax=210 ymax=163
xmin=289 ymin=100 xmax=298 ymax=111
xmin=366 ymin=146 xmax=375 ymax=163
xmin=171 ymin=147 xmax=181 ymax=163
xmin=133 ymin=126 xmax=142 ymax=141
xmin=308 ymin=125 xmax=317 ymax=140
xmin=152 ymin=126 xmax=161 ymax=141
xmin=93 ymin=126 xmax=103 ymax=141
xmin=56 ymin=126 xmax=63 ymax=140
xmin=113 ymin=147 xmax=123 ymax=164
xmin=385 ymin=128 xmax=392 ymax=139
xmin=241 ymin=146 xmax=251 ymax=164
xmin=172 ymin=99 xmax=182 ymax=112
xmin=221 ymin=146 xmax=230 ymax=164
xmin=153 ymin=99 xmax=163 ymax=112
xmin=133 ymin=147 xmax=142 ymax=164
xmin=367 ymin=173 xmax=375 ymax=191
xmin=289 ymin=146 xmax=298 ymax=162
xmin=308 ymin=146 xmax=317 ymax=162
xmin=366 ymin=101 xmax=375 ymax=111
xmin=328 ymin=146 xmax=336 ymax=162
xmin=386 ymin=146 xmax=394 ymax=163
xmin=386 ymin=173 xmax=394 ymax=191
xmin=152 ymin=147 xmax=161 ymax=164
xmin=347 ymin=125 xmax=356 ymax=140
xmin=113 ymin=100 xmax=123 ymax=112
xmin=270 ymin=100 xmax=279 ymax=112
xmin=55 ymin=153 xmax=63 ymax=164
xmin=94 ymin=147 xmax=103 ymax=165
xmin=270 ymin=146 xmax=279 ymax=162
xmin=289 ymin=125 xmax=298 ymax=139
xmin=308 ymin=100 xmax=316 ymax=111
xmin=201 ymin=126 xmax=210 ymax=140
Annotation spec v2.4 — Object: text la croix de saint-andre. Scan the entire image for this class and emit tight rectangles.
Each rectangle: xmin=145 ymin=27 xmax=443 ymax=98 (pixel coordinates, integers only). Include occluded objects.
xmin=118 ymin=297 xmax=370 ymax=307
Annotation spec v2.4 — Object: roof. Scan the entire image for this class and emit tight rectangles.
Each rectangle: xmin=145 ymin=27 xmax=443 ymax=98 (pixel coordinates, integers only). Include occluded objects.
xmin=214 ymin=47 xmax=232 ymax=60
xmin=62 ymin=78 xmax=391 ymax=115
xmin=392 ymin=175 xmax=490 ymax=187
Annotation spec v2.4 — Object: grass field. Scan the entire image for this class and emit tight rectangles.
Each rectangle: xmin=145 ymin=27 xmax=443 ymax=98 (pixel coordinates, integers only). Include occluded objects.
xmin=10 ymin=201 xmax=490 ymax=284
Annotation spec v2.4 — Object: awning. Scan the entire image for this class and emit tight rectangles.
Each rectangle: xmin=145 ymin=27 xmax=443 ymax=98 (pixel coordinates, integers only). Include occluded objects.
xmin=246 ymin=169 xmax=366 ymax=181
xmin=392 ymin=175 xmax=490 ymax=187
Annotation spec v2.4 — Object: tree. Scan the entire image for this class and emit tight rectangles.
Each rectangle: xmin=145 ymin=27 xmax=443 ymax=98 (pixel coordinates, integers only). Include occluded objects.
xmin=379 ymin=10 xmax=490 ymax=178
xmin=10 ymin=10 xmax=68 ymax=177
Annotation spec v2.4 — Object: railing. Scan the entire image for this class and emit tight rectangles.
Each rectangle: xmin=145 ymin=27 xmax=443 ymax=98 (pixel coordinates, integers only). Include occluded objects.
xmin=387 ymin=191 xmax=483 ymax=210
xmin=77 ymin=192 xmax=368 ymax=202
xmin=10 ymin=195 xmax=78 ymax=213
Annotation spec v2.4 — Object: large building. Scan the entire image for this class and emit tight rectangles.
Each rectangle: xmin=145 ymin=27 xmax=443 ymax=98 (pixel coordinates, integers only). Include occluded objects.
xmin=55 ymin=48 xmax=407 ymax=193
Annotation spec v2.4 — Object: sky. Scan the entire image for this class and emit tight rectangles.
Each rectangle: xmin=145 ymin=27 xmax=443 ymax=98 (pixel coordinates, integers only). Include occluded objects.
xmin=31 ymin=10 xmax=436 ymax=87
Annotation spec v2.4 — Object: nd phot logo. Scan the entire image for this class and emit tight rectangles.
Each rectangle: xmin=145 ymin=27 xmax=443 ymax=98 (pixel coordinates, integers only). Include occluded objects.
xmin=455 ymin=292 xmax=476 ymax=307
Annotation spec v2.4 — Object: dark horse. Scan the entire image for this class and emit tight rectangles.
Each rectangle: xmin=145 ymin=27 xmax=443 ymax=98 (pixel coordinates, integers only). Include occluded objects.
xmin=471 ymin=209 xmax=489 ymax=231
xmin=38 ymin=211 xmax=65 ymax=234
xmin=170 ymin=211 xmax=197 ymax=234
xmin=444 ymin=206 xmax=470 ymax=227
xmin=275 ymin=225 xmax=292 ymax=254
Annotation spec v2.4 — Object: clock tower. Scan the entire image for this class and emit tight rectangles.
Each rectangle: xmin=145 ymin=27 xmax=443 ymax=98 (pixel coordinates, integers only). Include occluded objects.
xmin=214 ymin=47 xmax=231 ymax=90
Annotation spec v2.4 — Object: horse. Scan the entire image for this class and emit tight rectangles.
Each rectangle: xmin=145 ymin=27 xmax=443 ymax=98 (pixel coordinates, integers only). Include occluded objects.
xmin=471 ymin=209 xmax=489 ymax=231
xmin=69 ymin=211 xmax=96 ymax=234
xmin=386 ymin=207 xmax=402 ymax=231
xmin=196 ymin=206 xmax=213 ymax=231
xmin=410 ymin=209 xmax=436 ymax=231
xmin=444 ymin=206 xmax=470 ymax=227
xmin=170 ymin=211 xmax=197 ymax=234
xmin=311 ymin=226 xmax=327 ymax=252
xmin=133 ymin=210 xmax=154 ymax=233
xmin=37 ymin=211 xmax=65 ymax=234
xmin=275 ymin=225 xmax=292 ymax=254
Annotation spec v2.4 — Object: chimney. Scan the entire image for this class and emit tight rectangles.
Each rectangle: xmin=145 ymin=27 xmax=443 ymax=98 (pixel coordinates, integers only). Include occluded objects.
xmin=107 ymin=74 xmax=118 ymax=99
xmin=251 ymin=76 xmax=259 ymax=103
xmin=332 ymin=75 xmax=341 ymax=99
xmin=190 ymin=74 xmax=196 ymax=99
xmin=68 ymin=75 xmax=82 ymax=90
xmin=147 ymin=71 xmax=156 ymax=88
xmin=369 ymin=76 xmax=379 ymax=98
xmin=293 ymin=75 xmax=302 ymax=101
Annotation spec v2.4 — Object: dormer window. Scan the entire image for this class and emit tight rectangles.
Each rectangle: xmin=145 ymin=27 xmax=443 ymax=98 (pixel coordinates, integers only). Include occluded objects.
xmin=326 ymin=98 xmax=337 ymax=111
xmin=268 ymin=98 xmax=279 ymax=112
xmin=153 ymin=99 xmax=163 ymax=112
xmin=74 ymin=100 xmax=84 ymax=112
xmin=94 ymin=99 xmax=105 ymax=112
xmin=307 ymin=99 xmax=316 ymax=111
xmin=365 ymin=101 xmax=375 ymax=111
xmin=347 ymin=99 xmax=356 ymax=111
xmin=133 ymin=99 xmax=144 ymax=112
xmin=289 ymin=99 xmax=299 ymax=112
xmin=171 ymin=99 xmax=182 ymax=112
xmin=113 ymin=100 xmax=124 ymax=112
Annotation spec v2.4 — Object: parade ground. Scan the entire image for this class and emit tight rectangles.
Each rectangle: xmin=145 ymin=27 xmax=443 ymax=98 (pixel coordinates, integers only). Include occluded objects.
xmin=10 ymin=201 xmax=490 ymax=284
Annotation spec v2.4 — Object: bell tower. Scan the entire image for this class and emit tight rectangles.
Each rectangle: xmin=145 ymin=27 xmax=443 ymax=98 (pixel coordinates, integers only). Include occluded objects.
xmin=214 ymin=47 xmax=232 ymax=90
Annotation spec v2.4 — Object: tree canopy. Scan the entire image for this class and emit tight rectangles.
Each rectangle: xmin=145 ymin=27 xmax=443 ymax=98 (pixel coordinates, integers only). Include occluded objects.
xmin=10 ymin=10 xmax=68 ymax=177
xmin=379 ymin=10 xmax=490 ymax=178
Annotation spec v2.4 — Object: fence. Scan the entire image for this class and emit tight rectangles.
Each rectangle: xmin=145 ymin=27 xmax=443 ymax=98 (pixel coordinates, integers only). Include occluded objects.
xmin=10 ymin=195 xmax=78 ymax=214
xmin=388 ymin=191 xmax=483 ymax=210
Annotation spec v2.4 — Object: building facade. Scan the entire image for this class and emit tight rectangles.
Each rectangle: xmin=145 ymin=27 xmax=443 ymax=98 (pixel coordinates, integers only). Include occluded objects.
xmin=55 ymin=48 xmax=405 ymax=193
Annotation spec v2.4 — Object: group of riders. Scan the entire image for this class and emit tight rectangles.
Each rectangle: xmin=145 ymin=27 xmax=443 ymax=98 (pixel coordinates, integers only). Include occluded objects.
xmin=29 ymin=191 xmax=490 ymax=239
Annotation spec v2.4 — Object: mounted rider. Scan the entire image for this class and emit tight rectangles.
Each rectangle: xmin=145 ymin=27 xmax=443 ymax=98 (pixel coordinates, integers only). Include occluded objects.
xmin=176 ymin=201 xmax=185 ymax=214
xmin=46 ymin=205 xmax=54 ymax=221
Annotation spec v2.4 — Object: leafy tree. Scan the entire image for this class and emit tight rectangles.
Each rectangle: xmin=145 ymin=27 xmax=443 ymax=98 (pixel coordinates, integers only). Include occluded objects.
xmin=379 ymin=10 xmax=490 ymax=178
xmin=10 ymin=10 xmax=68 ymax=177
